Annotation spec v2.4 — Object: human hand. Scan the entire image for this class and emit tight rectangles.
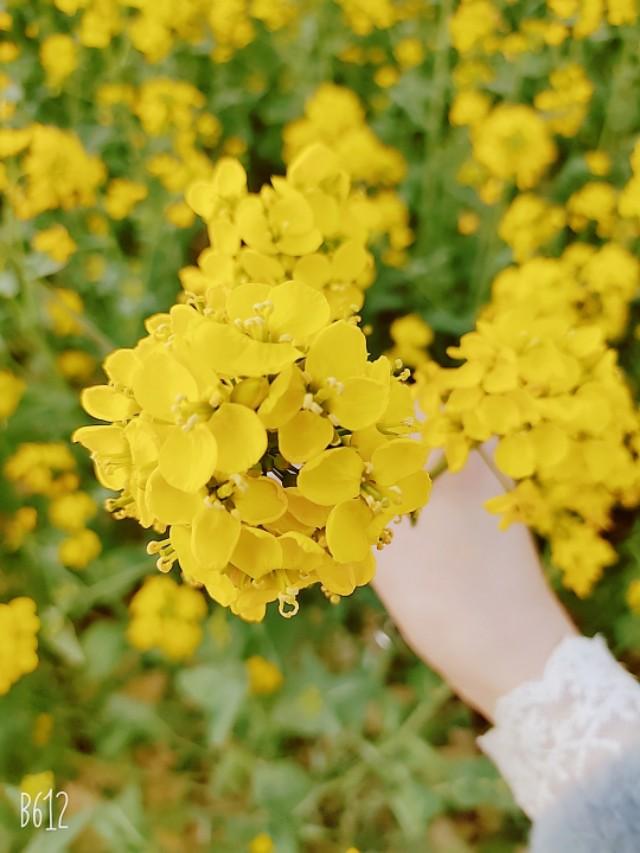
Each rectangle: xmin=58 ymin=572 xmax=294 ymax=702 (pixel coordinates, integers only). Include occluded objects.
xmin=373 ymin=449 xmax=578 ymax=720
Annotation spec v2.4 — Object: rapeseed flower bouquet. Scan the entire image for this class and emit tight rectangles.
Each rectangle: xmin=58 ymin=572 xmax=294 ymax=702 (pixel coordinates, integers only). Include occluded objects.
xmin=74 ymin=143 xmax=431 ymax=622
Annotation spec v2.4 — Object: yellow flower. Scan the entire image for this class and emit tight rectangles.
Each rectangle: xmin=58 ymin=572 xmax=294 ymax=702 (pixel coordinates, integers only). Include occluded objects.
xmin=457 ymin=210 xmax=480 ymax=235
xmin=387 ymin=314 xmax=433 ymax=368
xmin=40 ymin=34 xmax=78 ymax=89
xmin=249 ymin=833 xmax=274 ymax=853
xmin=0 ymin=597 xmax=39 ymax=694
xmin=32 ymin=224 xmax=77 ymax=264
xmin=472 ymin=104 xmax=556 ymax=190
xmin=4 ymin=442 xmax=77 ymax=497
xmin=56 ymin=350 xmax=96 ymax=383
xmin=246 ymin=655 xmax=284 ymax=695
xmin=534 ymin=63 xmax=593 ymax=137
xmin=550 ymin=519 xmax=617 ymax=598
xmin=567 ymin=181 xmax=617 ymax=237
xmin=1 ymin=506 xmax=38 ymax=551
xmin=20 ymin=772 xmax=54 ymax=801
xmin=498 ymin=194 xmax=565 ymax=261
xmin=58 ymin=528 xmax=102 ymax=570
xmin=49 ymin=491 xmax=97 ymax=533
xmin=104 ymin=178 xmax=148 ymax=220
xmin=627 ymin=579 xmax=640 ymax=614
xmin=76 ymin=145 xmax=430 ymax=621
xmin=450 ymin=0 xmax=503 ymax=54
xmin=374 ymin=65 xmax=399 ymax=89
xmin=449 ymin=89 xmax=491 ymax=128
xmin=32 ymin=713 xmax=54 ymax=747
xmin=0 ymin=369 xmax=25 ymax=419
xmin=284 ymin=84 xmax=406 ymax=187
xmin=8 ymin=125 xmax=105 ymax=219
xmin=127 ymin=576 xmax=207 ymax=660
xmin=336 ymin=0 xmax=402 ymax=34
xmin=165 ymin=200 xmax=195 ymax=228
xmin=393 ymin=37 xmax=424 ymax=69
xmin=417 ymin=255 xmax=640 ymax=598
xmin=0 ymin=42 xmax=19 ymax=63
xmin=46 ymin=287 xmax=84 ymax=336
xmin=585 ymin=150 xmax=611 ymax=176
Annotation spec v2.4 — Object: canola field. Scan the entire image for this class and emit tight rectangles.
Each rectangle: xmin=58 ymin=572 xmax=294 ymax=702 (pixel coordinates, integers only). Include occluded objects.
xmin=1 ymin=1 xmax=640 ymax=850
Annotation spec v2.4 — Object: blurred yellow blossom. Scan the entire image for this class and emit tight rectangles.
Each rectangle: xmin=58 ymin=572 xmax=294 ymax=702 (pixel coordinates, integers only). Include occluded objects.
xmin=585 ymin=150 xmax=612 ymax=176
xmin=1 ymin=506 xmax=37 ymax=551
xmin=0 ymin=597 xmax=39 ymax=694
xmin=127 ymin=576 xmax=207 ymax=660
xmin=0 ymin=369 xmax=25 ymax=419
xmin=58 ymin=527 xmax=102 ymax=569
xmin=49 ymin=491 xmax=97 ymax=533
xmin=20 ymin=771 xmax=54 ymax=800
xmin=105 ymin=178 xmax=148 ymax=220
xmin=534 ymin=63 xmax=593 ymax=136
xmin=32 ymin=713 xmax=54 ymax=747
xmin=249 ymin=833 xmax=274 ymax=853
xmin=4 ymin=442 xmax=77 ymax=497
xmin=388 ymin=314 xmax=433 ymax=368
xmin=32 ymin=224 xmax=77 ymax=264
xmin=39 ymin=34 xmax=77 ymax=88
xmin=627 ymin=579 xmax=640 ymax=613
xmin=457 ymin=210 xmax=480 ymax=235
xmin=46 ymin=287 xmax=84 ymax=336
xmin=56 ymin=350 xmax=96 ymax=383
xmin=499 ymin=194 xmax=566 ymax=261
xmin=472 ymin=104 xmax=556 ymax=190
xmin=393 ymin=37 xmax=424 ymax=68
xmin=246 ymin=655 xmax=284 ymax=695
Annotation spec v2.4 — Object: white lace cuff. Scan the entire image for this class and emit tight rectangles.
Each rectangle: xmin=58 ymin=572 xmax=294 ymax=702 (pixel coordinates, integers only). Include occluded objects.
xmin=477 ymin=634 xmax=640 ymax=818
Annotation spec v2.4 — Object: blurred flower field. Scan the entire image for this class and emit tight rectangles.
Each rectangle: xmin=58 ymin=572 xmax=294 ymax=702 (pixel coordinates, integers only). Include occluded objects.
xmin=2 ymin=0 xmax=640 ymax=850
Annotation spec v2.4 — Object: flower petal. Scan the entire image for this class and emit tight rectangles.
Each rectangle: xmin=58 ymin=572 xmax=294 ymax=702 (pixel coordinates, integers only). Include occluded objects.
xmin=191 ymin=504 xmax=241 ymax=569
xmin=278 ymin=410 xmax=334 ymax=463
xmin=159 ymin=424 xmax=218 ymax=493
xmin=132 ymin=350 xmax=198 ymax=421
xmin=297 ymin=447 xmax=364 ymax=505
xmin=231 ymin=526 xmax=283 ymax=579
xmin=258 ymin=366 xmax=305 ymax=428
xmin=209 ymin=403 xmax=267 ymax=474
xmin=268 ymin=280 xmax=330 ymax=343
xmin=371 ymin=438 xmax=428 ymax=486
xmin=82 ymin=385 xmax=138 ymax=422
xmin=192 ymin=322 xmax=301 ymax=378
xmin=145 ymin=470 xmax=203 ymax=525
xmin=305 ymin=321 xmax=368 ymax=385
xmin=326 ymin=499 xmax=372 ymax=563
xmin=329 ymin=377 xmax=389 ymax=430
xmin=234 ymin=476 xmax=288 ymax=525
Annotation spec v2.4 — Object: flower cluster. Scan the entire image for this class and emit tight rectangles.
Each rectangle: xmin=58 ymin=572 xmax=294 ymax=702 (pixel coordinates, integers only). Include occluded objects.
xmin=0 ymin=597 xmax=39 ymax=695
xmin=75 ymin=145 xmax=430 ymax=621
xmin=417 ymin=286 xmax=640 ymax=598
xmin=3 ymin=125 xmax=105 ymax=219
xmin=336 ymin=0 xmax=427 ymax=36
xmin=4 ymin=442 xmax=102 ymax=569
xmin=547 ymin=0 xmax=638 ymax=37
xmin=283 ymin=84 xmax=413 ymax=267
xmin=127 ymin=575 xmax=207 ymax=660
xmin=181 ymin=141 xmax=376 ymax=318
xmin=0 ymin=369 xmax=25 ymax=420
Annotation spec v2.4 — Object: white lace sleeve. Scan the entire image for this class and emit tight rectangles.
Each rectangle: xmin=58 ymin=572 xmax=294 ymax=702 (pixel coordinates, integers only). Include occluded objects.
xmin=476 ymin=634 xmax=640 ymax=818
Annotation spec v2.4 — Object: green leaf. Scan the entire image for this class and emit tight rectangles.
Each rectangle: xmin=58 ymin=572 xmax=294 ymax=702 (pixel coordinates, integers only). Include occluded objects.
xmin=176 ymin=662 xmax=247 ymax=745
xmin=252 ymin=760 xmax=312 ymax=814
xmin=80 ymin=621 xmax=127 ymax=681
